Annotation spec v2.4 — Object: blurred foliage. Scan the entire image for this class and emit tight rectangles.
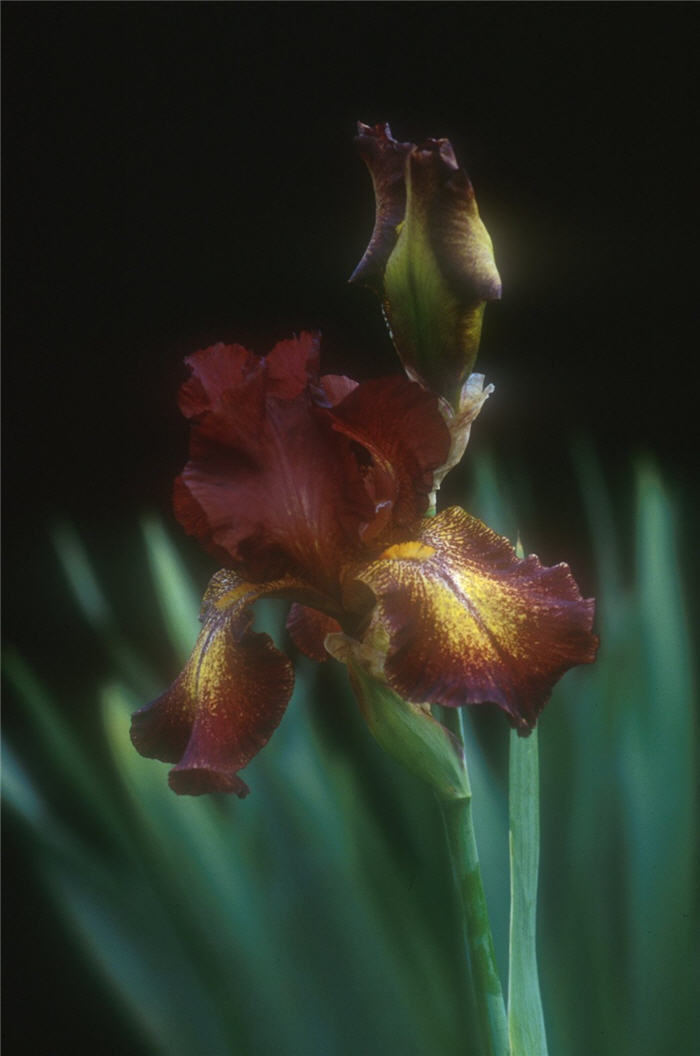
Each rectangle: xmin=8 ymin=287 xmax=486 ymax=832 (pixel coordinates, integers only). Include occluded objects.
xmin=3 ymin=451 xmax=697 ymax=1055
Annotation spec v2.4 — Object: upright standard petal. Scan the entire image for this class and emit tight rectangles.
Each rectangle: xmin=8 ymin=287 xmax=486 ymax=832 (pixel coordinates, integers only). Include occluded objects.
xmin=352 ymin=507 xmax=598 ymax=732
xmin=130 ymin=570 xmax=296 ymax=796
xmin=175 ymin=334 xmax=450 ymax=592
xmin=326 ymin=375 xmax=450 ymax=540
xmin=174 ymin=333 xmax=377 ymax=593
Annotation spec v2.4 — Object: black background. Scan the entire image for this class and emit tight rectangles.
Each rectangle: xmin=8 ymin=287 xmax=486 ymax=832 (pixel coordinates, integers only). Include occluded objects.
xmin=5 ymin=5 xmax=697 ymax=529
xmin=3 ymin=4 xmax=697 ymax=1053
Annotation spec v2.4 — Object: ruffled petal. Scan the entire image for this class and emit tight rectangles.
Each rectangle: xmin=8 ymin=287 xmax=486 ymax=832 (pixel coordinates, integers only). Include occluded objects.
xmin=130 ymin=570 xmax=295 ymax=796
xmin=175 ymin=335 xmax=450 ymax=590
xmin=352 ymin=507 xmax=598 ymax=731
xmin=286 ymin=603 xmax=341 ymax=662
xmin=174 ymin=333 xmax=377 ymax=593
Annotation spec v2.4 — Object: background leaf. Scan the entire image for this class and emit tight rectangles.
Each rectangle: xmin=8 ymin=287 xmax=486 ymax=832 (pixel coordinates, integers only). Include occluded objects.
xmin=3 ymin=450 xmax=697 ymax=1055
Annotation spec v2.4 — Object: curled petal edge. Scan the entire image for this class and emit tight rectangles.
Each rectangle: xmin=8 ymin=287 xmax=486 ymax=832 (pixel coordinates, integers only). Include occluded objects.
xmin=349 ymin=507 xmax=598 ymax=732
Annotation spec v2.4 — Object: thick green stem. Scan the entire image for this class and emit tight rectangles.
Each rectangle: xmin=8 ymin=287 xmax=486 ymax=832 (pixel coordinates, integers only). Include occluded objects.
xmin=440 ymin=711 xmax=509 ymax=1056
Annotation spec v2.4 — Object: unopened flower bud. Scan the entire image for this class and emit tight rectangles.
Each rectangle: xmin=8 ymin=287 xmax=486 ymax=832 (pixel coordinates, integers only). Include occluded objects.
xmin=351 ymin=122 xmax=501 ymax=407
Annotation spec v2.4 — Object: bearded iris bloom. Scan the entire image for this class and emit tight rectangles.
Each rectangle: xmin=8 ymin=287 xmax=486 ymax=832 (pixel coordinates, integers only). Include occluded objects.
xmin=130 ymin=331 xmax=597 ymax=796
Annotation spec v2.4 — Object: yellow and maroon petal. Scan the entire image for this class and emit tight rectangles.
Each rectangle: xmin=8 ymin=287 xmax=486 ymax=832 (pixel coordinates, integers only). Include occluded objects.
xmin=352 ymin=507 xmax=598 ymax=731
xmin=130 ymin=571 xmax=296 ymax=796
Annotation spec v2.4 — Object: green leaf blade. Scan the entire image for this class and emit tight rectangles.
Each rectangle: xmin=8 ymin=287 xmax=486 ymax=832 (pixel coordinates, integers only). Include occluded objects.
xmin=508 ymin=727 xmax=548 ymax=1056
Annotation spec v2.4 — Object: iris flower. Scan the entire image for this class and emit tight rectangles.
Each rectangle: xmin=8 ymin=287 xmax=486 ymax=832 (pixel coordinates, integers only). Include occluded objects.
xmin=130 ymin=331 xmax=597 ymax=796
xmin=131 ymin=123 xmax=597 ymax=796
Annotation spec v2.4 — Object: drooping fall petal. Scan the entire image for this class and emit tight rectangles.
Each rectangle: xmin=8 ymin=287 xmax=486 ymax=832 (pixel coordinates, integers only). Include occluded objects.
xmin=351 ymin=507 xmax=598 ymax=732
xmin=130 ymin=570 xmax=295 ymax=796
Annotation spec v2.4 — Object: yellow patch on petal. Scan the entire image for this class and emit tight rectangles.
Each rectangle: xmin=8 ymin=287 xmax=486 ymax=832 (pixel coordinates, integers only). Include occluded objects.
xmin=355 ymin=506 xmax=597 ymax=730
xmin=379 ymin=541 xmax=436 ymax=562
xmin=131 ymin=569 xmax=321 ymax=797
xmin=207 ymin=578 xmax=255 ymax=613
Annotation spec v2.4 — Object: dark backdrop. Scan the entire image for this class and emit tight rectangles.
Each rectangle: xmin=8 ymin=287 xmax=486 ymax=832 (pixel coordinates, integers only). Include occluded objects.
xmin=5 ymin=5 xmax=696 ymax=525
xmin=2 ymin=4 xmax=697 ymax=1053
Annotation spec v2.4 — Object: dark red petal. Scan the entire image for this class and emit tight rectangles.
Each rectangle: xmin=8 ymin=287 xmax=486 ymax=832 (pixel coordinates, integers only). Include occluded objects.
xmin=173 ymin=475 xmax=234 ymax=566
xmin=130 ymin=571 xmax=295 ymax=797
xmin=349 ymin=122 xmax=413 ymax=292
xmin=354 ymin=507 xmax=598 ymax=731
xmin=265 ymin=332 xmax=321 ymax=399
xmin=286 ymin=603 xmax=341 ymax=662
xmin=328 ymin=376 xmax=451 ymax=540
xmin=175 ymin=334 xmax=379 ymax=593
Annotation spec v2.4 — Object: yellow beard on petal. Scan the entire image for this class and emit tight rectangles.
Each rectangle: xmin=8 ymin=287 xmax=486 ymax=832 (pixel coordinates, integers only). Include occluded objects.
xmin=354 ymin=506 xmax=597 ymax=729
xmin=379 ymin=541 xmax=436 ymax=562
